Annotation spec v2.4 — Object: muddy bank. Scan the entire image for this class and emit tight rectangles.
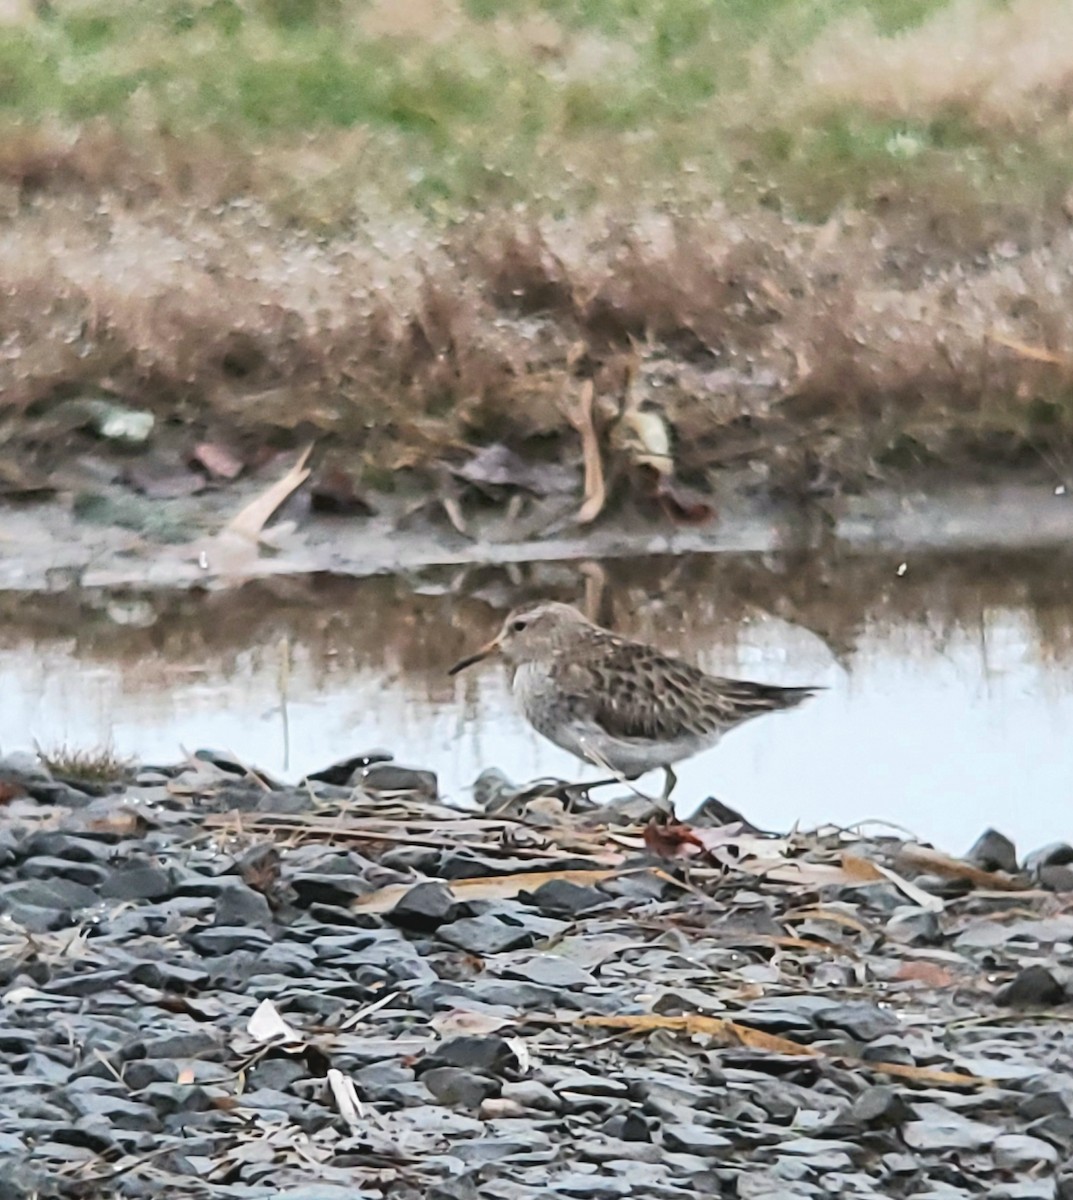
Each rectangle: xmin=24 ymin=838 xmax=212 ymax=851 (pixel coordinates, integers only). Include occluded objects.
xmin=0 ymin=750 xmax=1071 ymax=1196
xmin=3 ymin=200 xmax=1073 ymax=533
xmin=4 ymin=471 xmax=1073 ymax=594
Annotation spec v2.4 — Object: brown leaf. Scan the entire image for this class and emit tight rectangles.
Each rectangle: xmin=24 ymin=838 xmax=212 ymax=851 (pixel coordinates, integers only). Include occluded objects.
xmin=987 ymin=331 xmax=1069 ymax=366
xmin=642 ymin=820 xmax=708 ymax=859
xmin=192 ymin=441 xmax=244 ymax=480
xmin=222 ymin=444 xmax=312 ymax=543
xmin=577 ymin=1013 xmax=989 ymax=1087
xmin=565 ymin=380 xmax=606 ymax=525
xmin=897 ymin=845 xmax=1027 ymax=892
xmin=353 ymin=867 xmax=620 ymax=913
xmin=894 ymin=961 xmax=957 ymax=988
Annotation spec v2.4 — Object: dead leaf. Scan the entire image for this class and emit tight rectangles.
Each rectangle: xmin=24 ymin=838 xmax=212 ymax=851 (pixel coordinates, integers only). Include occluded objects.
xmin=192 ymin=441 xmax=245 ymax=480
xmin=247 ymin=998 xmax=302 ymax=1045
xmin=222 ymin=444 xmax=312 ymax=543
xmin=577 ymin=1013 xmax=989 ymax=1087
xmin=987 ymin=331 xmax=1069 ymax=366
xmin=565 ymin=380 xmax=606 ymax=525
xmin=894 ymin=961 xmax=958 ymax=988
xmin=783 ymin=907 xmax=870 ymax=934
xmin=897 ymin=846 xmax=1027 ymax=892
xmin=327 ymin=1068 xmax=364 ymax=1130
xmin=354 ymin=867 xmax=619 ymax=913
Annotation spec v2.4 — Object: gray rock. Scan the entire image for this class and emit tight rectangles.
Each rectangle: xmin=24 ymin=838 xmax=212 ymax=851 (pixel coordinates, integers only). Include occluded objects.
xmin=212 ymin=883 xmax=274 ymax=930
xmin=357 ymin=762 xmax=437 ymax=800
xmin=501 ymin=956 xmax=597 ymax=988
xmin=903 ymin=1106 xmax=995 ymax=1151
xmin=501 ymin=1080 xmax=562 ymax=1112
xmin=995 ymin=966 xmax=1067 ymax=1008
xmin=965 ymin=828 xmax=1018 ymax=874
xmin=290 ymin=873 xmax=372 ymax=906
xmin=437 ymin=915 xmax=533 ymax=955
xmin=19 ymin=856 xmax=110 ymax=887
xmin=0 ymin=878 xmax=101 ymax=911
xmin=524 ymin=878 xmax=607 ymax=917
xmin=992 ymin=1133 xmax=1059 ymax=1168
xmin=66 ymin=1091 xmax=162 ymax=1132
xmin=423 ymin=1035 xmax=517 ymax=1075
xmin=99 ymin=864 xmax=176 ymax=901
xmin=815 ymin=1002 xmax=900 ymax=1042
xmin=845 ymin=1086 xmax=911 ymax=1127
xmin=422 ymin=1066 xmax=499 ymax=1109
xmin=1039 ymin=865 xmax=1073 ymax=893
xmin=388 ymin=881 xmax=455 ymax=930
xmin=1025 ymin=842 xmax=1073 ymax=872
xmin=187 ymin=925 xmax=273 ymax=956
xmin=885 ymin=907 xmax=943 ymax=945
xmin=662 ymin=1124 xmax=732 ymax=1155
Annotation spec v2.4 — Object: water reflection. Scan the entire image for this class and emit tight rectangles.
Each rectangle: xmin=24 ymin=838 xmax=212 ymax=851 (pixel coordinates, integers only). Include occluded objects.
xmin=2 ymin=548 xmax=1072 ymax=852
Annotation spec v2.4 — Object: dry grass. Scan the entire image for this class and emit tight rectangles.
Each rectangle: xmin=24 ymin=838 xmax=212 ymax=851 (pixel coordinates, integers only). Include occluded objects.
xmin=35 ymin=741 xmax=136 ymax=785
xmin=1 ymin=0 xmax=1073 ymax=499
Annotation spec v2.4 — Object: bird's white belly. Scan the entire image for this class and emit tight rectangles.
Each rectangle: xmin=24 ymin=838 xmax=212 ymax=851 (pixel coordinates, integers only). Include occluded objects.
xmin=513 ymin=663 xmax=721 ymax=777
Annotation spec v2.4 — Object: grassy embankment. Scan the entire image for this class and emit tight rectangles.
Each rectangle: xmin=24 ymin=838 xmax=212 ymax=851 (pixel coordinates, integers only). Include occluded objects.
xmin=2 ymin=0 xmax=1073 ymax=502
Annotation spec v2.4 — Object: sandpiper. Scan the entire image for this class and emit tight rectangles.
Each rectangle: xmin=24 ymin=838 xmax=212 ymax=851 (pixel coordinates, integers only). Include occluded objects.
xmin=449 ymin=600 xmax=819 ymax=802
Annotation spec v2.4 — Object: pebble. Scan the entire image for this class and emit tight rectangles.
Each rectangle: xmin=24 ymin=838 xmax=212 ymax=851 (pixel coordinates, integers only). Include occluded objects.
xmin=0 ymin=752 xmax=1070 ymax=1197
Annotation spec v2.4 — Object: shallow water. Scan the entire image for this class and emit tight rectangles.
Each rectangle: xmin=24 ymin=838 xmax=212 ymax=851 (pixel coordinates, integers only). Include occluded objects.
xmin=3 ymin=547 xmax=1073 ymax=854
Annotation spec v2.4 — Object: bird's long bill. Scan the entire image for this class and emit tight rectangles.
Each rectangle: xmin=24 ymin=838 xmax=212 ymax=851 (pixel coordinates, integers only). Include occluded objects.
xmin=447 ymin=636 xmax=500 ymax=676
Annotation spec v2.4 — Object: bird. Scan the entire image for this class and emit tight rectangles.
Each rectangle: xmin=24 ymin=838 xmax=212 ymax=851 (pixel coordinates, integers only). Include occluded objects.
xmin=448 ymin=600 xmax=819 ymax=803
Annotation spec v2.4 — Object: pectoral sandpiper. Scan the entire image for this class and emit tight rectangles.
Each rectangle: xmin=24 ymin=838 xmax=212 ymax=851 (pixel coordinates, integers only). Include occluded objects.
xmin=449 ymin=600 xmax=819 ymax=802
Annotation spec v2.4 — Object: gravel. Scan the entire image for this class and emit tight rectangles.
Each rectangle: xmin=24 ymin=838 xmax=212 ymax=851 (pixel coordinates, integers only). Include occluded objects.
xmin=0 ymin=751 xmax=1071 ymax=1198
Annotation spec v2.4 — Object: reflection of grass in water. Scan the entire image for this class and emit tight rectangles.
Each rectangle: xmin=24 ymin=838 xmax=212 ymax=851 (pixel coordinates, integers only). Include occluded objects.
xmin=36 ymin=741 xmax=136 ymax=784
xmin=4 ymin=551 xmax=1073 ymax=694
xmin=2 ymin=0 xmax=1070 ymax=220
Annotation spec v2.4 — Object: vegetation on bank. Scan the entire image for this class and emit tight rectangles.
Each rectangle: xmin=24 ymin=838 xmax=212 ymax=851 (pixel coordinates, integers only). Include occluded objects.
xmin=1 ymin=0 xmax=1072 ymax=504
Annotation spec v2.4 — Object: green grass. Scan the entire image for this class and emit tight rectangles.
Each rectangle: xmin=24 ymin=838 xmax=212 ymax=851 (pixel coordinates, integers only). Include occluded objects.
xmin=0 ymin=0 xmax=1069 ymax=225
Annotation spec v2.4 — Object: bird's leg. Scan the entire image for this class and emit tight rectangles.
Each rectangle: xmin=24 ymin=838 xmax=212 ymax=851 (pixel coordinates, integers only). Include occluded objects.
xmin=660 ymin=766 xmax=678 ymax=804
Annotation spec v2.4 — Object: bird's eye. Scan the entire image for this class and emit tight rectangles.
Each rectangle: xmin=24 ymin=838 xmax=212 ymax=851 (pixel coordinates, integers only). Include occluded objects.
xmin=511 ymin=619 xmax=527 ymax=633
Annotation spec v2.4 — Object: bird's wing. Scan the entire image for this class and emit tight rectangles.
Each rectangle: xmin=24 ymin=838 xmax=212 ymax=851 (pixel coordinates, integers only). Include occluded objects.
xmin=551 ymin=631 xmax=817 ymax=742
